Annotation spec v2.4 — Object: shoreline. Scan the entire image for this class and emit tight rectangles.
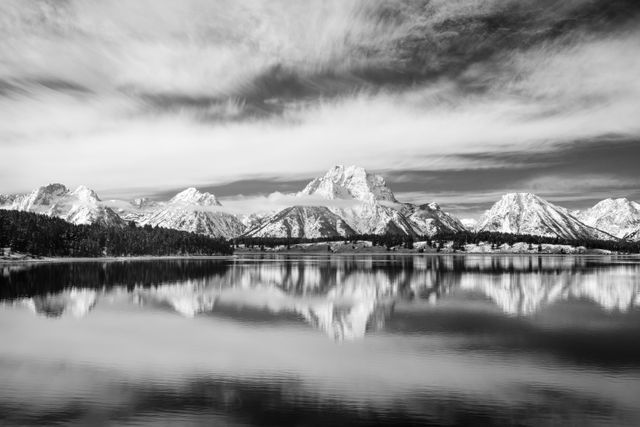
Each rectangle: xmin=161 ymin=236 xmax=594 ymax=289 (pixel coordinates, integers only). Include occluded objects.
xmin=2 ymin=251 xmax=639 ymax=265
xmin=0 ymin=254 xmax=235 ymax=265
xmin=235 ymin=250 xmax=636 ymax=257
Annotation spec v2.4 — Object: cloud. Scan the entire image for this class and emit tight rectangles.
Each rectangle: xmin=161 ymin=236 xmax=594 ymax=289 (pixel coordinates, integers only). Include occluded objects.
xmin=0 ymin=0 xmax=639 ymax=203
xmin=101 ymin=191 xmax=366 ymax=217
xmin=220 ymin=192 xmax=367 ymax=215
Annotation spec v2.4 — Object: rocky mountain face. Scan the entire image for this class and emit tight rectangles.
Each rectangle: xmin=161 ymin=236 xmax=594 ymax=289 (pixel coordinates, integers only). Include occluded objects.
xmin=625 ymin=229 xmax=640 ymax=241
xmin=575 ymin=198 xmax=640 ymax=240
xmin=477 ymin=193 xmax=613 ymax=240
xmin=460 ymin=218 xmax=478 ymax=231
xmin=294 ymin=165 xmax=462 ymax=237
xmin=403 ymin=202 xmax=467 ymax=236
xmin=116 ymin=197 xmax=160 ymax=223
xmin=134 ymin=188 xmax=244 ymax=239
xmin=244 ymin=206 xmax=355 ymax=238
xmin=0 ymin=183 xmax=124 ymax=227
xmin=239 ymin=211 xmax=273 ymax=230
xmin=299 ymin=165 xmax=397 ymax=203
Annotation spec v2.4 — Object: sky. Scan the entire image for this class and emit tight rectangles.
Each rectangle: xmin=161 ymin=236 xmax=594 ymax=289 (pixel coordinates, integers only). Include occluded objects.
xmin=1 ymin=0 xmax=639 ymax=218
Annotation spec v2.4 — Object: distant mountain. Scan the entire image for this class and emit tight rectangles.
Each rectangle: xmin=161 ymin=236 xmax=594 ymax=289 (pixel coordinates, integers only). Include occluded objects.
xmin=403 ymin=202 xmax=467 ymax=236
xmin=115 ymin=197 xmax=160 ymax=223
xmin=299 ymin=165 xmax=397 ymax=203
xmin=244 ymin=206 xmax=355 ymax=238
xmin=238 ymin=211 xmax=273 ymax=230
xmin=0 ymin=183 xmax=124 ymax=227
xmin=296 ymin=165 xmax=462 ymax=237
xmin=169 ymin=187 xmax=221 ymax=206
xmin=575 ymin=198 xmax=640 ymax=240
xmin=460 ymin=218 xmax=478 ymax=231
xmin=477 ymin=193 xmax=613 ymax=240
xmin=136 ymin=188 xmax=244 ymax=239
xmin=297 ymin=165 xmax=413 ymax=235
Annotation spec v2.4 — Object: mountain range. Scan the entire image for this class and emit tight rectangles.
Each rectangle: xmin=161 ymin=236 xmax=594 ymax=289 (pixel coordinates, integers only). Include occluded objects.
xmin=2 ymin=165 xmax=639 ymax=242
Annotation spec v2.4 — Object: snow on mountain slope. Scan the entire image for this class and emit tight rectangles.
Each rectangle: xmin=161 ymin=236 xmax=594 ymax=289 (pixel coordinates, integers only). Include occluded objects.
xmin=625 ymin=228 xmax=640 ymax=242
xmin=0 ymin=183 xmax=124 ymax=226
xmin=115 ymin=197 xmax=160 ymax=223
xmin=239 ymin=211 xmax=273 ymax=230
xmin=575 ymin=198 xmax=640 ymax=239
xmin=477 ymin=193 xmax=614 ymax=240
xmin=460 ymin=218 xmax=478 ymax=231
xmin=335 ymin=202 xmax=417 ymax=235
xmin=299 ymin=165 xmax=397 ymax=203
xmin=137 ymin=188 xmax=244 ymax=238
xmin=169 ymin=187 xmax=221 ymax=206
xmin=295 ymin=165 xmax=418 ymax=236
xmin=0 ymin=194 xmax=21 ymax=206
xmin=403 ymin=202 xmax=467 ymax=236
xmin=4 ymin=183 xmax=68 ymax=212
xmin=244 ymin=206 xmax=356 ymax=238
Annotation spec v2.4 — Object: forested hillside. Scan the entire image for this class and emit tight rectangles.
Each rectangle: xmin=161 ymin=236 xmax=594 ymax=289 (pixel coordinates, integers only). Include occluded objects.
xmin=0 ymin=210 xmax=232 ymax=257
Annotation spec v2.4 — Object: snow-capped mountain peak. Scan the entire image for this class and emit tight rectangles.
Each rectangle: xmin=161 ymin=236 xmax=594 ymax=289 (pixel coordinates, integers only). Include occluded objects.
xmin=71 ymin=185 xmax=101 ymax=203
xmin=575 ymin=197 xmax=640 ymax=239
xmin=299 ymin=165 xmax=397 ymax=203
xmin=292 ymin=166 xmax=469 ymax=237
xmin=16 ymin=183 xmax=69 ymax=210
xmin=136 ymin=188 xmax=242 ymax=238
xmin=0 ymin=183 xmax=124 ymax=227
xmin=477 ymin=192 xmax=613 ymax=240
xmin=170 ymin=187 xmax=221 ymax=206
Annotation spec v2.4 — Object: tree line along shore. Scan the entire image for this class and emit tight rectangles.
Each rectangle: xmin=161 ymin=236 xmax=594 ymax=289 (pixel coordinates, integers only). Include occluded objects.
xmin=2 ymin=210 xmax=639 ymax=260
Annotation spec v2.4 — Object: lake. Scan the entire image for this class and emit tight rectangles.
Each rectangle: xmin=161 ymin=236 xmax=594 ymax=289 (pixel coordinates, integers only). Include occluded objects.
xmin=1 ymin=255 xmax=640 ymax=426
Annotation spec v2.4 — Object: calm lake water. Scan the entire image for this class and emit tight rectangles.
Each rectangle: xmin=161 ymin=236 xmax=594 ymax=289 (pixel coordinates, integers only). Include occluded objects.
xmin=1 ymin=255 xmax=640 ymax=426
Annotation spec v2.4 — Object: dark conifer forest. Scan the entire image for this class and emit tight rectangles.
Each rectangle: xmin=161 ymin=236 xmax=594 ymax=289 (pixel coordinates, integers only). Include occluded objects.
xmin=0 ymin=210 xmax=232 ymax=257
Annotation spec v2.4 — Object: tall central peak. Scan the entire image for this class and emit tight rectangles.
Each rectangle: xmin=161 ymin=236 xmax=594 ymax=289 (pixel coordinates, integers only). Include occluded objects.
xmin=170 ymin=187 xmax=221 ymax=206
xmin=299 ymin=165 xmax=396 ymax=203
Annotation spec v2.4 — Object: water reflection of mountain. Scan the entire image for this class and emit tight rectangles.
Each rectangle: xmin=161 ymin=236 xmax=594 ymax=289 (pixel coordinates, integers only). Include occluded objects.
xmin=459 ymin=269 xmax=640 ymax=315
xmin=17 ymin=289 xmax=98 ymax=318
xmin=0 ymin=260 xmax=230 ymax=299
xmin=132 ymin=279 xmax=397 ymax=341
xmin=2 ymin=256 xmax=639 ymax=339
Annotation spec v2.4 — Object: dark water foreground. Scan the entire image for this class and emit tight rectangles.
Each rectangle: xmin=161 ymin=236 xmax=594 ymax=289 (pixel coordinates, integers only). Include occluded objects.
xmin=1 ymin=255 xmax=639 ymax=426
